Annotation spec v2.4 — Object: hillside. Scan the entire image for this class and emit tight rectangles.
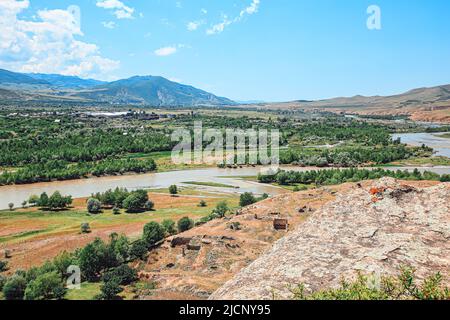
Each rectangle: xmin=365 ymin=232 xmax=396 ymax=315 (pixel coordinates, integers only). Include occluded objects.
xmin=241 ymin=84 xmax=450 ymax=123
xmin=75 ymin=76 xmax=234 ymax=106
xmin=210 ymin=178 xmax=450 ymax=300
xmin=0 ymin=68 xmax=235 ymax=106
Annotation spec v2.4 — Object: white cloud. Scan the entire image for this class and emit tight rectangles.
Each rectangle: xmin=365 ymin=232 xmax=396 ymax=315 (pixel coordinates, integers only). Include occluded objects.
xmin=187 ymin=20 xmax=204 ymax=31
xmin=96 ymin=0 xmax=135 ymax=19
xmin=201 ymin=8 xmax=208 ymax=15
xmin=154 ymin=46 xmax=177 ymax=57
xmin=102 ymin=21 xmax=116 ymax=29
xmin=0 ymin=0 xmax=119 ymax=79
xmin=207 ymin=0 xmax=260 ymax=35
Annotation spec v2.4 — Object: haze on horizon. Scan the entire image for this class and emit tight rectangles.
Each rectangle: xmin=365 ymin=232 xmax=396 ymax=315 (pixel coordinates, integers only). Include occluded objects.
xmin=1 ymin=0 xmax=449 ymax=102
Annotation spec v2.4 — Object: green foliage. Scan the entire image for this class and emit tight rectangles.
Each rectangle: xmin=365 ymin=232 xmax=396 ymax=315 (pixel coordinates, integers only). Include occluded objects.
xmin=0 ymin=275 xmax=6 ymax=291
xmin=28 ymin=194 xmax=39 ymax=205
xmin=24 ymin=271 xmax=66 ymax=300
xmin=212 ymin=201 xmax=229 ymax=218
xmin=78 ymin=238 xmax=119 ymax=282
xmin=161 ymin=219 xmax=177 ymax=235
xmin=97 ymin=278 xmax=123 ymax=300
xmin=8 ymin=203 xmax=14 ymax=210
xmin=35 ymin=191 xmax=72 ymax=210
xmin=87 ymin=198 xmax=102 ymax=214
xmin=123 ymin=190 xmax=149 ymax=213
xmin=2 ymin=275 xmax=27 ymax=300
xmin=103 ymin=265 xmax=137 ymax=286
xmin=129 ymin=240 xmax=148 ymax=260
xmin=292 ymin=267 xmax=450 ymax=300
xmin=169 ymin=184 xmax=178 ymax=196
xmin=199 ymin=200 xmax=207 ymax=207
xmin=0 ymin=260 xmax=8 ymax=272
xmin=81 ymin=223 xmax=91 ymax=234
xmin=144 ymin=200 xmax=155 ymax=211
xmin=259 ymin=168 xmax=446 ymax=186
xmin=143 ymin=222 xmax=165 ymax=247
xmin=239 ymin=192 xmax=257 ymax=207
xmin=177 ymin=217 xmax=194 ymax=233
xmin=112 ymin=207 xmax=121 ymax=215
xmin=109 ymin=233 xmax=130 ymax=264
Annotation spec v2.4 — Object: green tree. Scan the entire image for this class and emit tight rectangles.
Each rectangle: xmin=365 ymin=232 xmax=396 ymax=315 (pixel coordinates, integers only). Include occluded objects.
xmin=28 ymin=194 xmax=39 ymax=206
xmin=169 ymin=185 xmax=178 ymax=196
xmin=98 ymin=278 xmax=123 ymax=300
xmin=48 ymin=191 xmax=72 ymax=210
xmin=112 ymin=207 xmax=121 ymax=215
xmin=0 ymin=260 xmax=8 ymax=272
xmin=103 ymin=265 xmax=137 ymax=286
xmin=240 ymin=192 xmax=257 ymax=207
xmin=199 ymin=200 xmax=207 ymax=207
xmin=8 ymin=203 xmax=14 ymax=211
xmin=87 ymin=198 xmax=102 ymax=214
xmin=81 ymin=223 xmax=91 ymax=234
xmin=161 ymin=219 xmax=176 ymax=235
xmin=24 ymin=271 xmax=66 ymax=300
xmin=144 ymin=200 xmax=155 ymax=211
xmin=38 ymin=192 xmax=49 ymax=207
xmin=123 ymin=190 xmax=148 ymax=213
xmin=78 ymin=238 xmax=118 ymax=282
xmin=177 ymin=217 xmax=194 ymax=233
xmin=213 ymin=201 xmax=229 ymax=218
xmin=129 ymin=240 xmax=148 ymax=260
xmin=2 ymin=275 xmax=27 ymax=300
xmin=143 ymin=222 xmax=165 ymax=247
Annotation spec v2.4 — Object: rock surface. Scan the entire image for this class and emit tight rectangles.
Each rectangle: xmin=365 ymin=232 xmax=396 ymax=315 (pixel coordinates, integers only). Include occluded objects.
xmin=210 ymin=178 xmax=450 ymax=300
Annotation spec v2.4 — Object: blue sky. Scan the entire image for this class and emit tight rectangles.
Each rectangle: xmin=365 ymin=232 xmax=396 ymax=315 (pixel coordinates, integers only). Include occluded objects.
xmin=1 ymin=0 xmax=450 ymax=101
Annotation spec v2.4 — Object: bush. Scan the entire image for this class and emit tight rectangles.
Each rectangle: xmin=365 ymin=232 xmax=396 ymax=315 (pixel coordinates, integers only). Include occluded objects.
xmin=143 ymin=222 xmax=165 ymax=247
xmin=144 ymin=200 xmax=154 ymax=211
xmin=78 ymin=238 xmax=118 ymax=282
xmin=212 ymin=201 xmax=229 ymax=218
xmin=129 ymin=240 xmax=148 ymax=260
xmin=240 ymin=192 xmax=257 ymax=207
xmin=37 ymin=192 xmax=49 ymax=207
xmin=199 ymin=200 xmax=207 ymax=207
xmin=98 ymin=278 xmax=123 ymax=300
xmin=123 ymin=190 xmax=149 ymax=213
xmin=28 ymin=194 xmax=39 ymax=206
xmin=81 ymin=223 xmax=91 ymax=234
xmin=292 ymin=267 xmax=450 ymax=300
xmin=8 ymin=203 xmax=14 ymax=210
xmin=169 ymin=185 xmax=178 ymax=196
xmin=112 ymin=207 xmax=121 ymax=215
xmin=103 ymin=265 xmax=137 ymax=286
xmin=24 ymin=271 xmax=66 ymax=300
xmin=161 ymin=219 xmax=176 ymax=235
xmin=2 ymin=275 xmax=27 ymax=300
xmin=0 ymin=260 xmax=8 ymax=272
xmin=0 ymin=275 xmax=6 ymax=291
xmin=87 ymin=198 xmax=102 ymax=214
xmin=177 ymin=217 xmax=194 ymax=233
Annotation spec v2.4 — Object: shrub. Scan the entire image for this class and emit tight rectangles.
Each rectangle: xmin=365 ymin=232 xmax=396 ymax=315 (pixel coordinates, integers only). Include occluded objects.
xmin=87 ymin=198 xmax=102 ymax=214
xmin=112 ymin=207 xmax=121 ymax=215
xmin=292 ymin=267 xmax=450 ymax=300
xmin=103 ymin=265 xmax=137 ymax=286
xmin=161 ymin=219 xmax=176 ymax=235
xmin=212 ymin=201 xmax=229 ymax=218
xmin=143 ymin=222 xmax=165 ymax=247
xmin=199 ymin=200 xmax=207 ymax=207
xmin=123 ymin=190 xmax=149 ymax=213
xmin=37 ymin=192 xmax=49 ymax=207
xmin=8 ymin=203 xmax=14 ymax=210
xmin=81 ymin=223 xmax=91 ymax=234
xmin=239 ymin=192 xmax=257 ymax=207
xmin=47 ymin=191 xmax=72 ymax=210
xmin=78 ymin=238 xmax=118 ymax=282
xmin=129 ymin=240 xmax=148 ymax=260
xmin=0 ymin=275 xmax=6 ymax=291
xmin=21 ymin=201 xmax=27 ymax=208
xmin=2 ymin=275 xmax=27 ymax=300
xmin=177 ymin=217 xmax=194 ymax=233
xmin=28 ymin=194 xmax=39 ymax=206
xmin=24 ymin=271 xmax=66 ymax=300
xmin=169 ymin=185 xmax=178 ymax=196
xmin=144 ymin=200 xmax=154 ymax=211
xmin=98 ymin=278 xmax=123 ymax=300
xmin=0 ymin=260 xmax=8 ymax=272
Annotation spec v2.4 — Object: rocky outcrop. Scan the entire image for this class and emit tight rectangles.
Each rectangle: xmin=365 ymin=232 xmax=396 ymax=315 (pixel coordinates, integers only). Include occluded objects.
xmin=210 ymin=178 xmax=450 ymax=300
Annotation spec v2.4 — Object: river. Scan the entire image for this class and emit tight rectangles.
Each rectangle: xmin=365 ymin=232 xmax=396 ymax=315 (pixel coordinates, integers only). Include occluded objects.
xmin=392 ymin=132 xmax=450 ymax=157
xmin=1 ymin=165 xmax=450 ymax=210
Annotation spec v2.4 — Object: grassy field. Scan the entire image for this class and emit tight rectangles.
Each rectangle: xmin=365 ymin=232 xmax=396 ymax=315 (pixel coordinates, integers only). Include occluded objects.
xmin=65 ymin=282 xmax=101 ymax=300
xmin=388 ymin=156 xmax=450 ymax=166
xmin=0 ymin=189 xmax=239 ymax=271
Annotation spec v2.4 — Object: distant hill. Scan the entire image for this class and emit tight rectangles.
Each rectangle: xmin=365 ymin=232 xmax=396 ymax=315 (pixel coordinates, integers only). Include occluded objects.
xmin=76 ymin=76 xmax=234 ymax=106
xmin=26 ymin=73 xmax=106 ymax=89
xmin=0 ymin=68 xmax=235 ymax=106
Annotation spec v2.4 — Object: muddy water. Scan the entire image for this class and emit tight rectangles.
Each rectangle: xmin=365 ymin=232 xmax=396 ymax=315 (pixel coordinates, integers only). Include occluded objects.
xmin=392 ymin=132 xmax=450 ymax=157
xmin=1 ymin=165 xmax=450 ymax=210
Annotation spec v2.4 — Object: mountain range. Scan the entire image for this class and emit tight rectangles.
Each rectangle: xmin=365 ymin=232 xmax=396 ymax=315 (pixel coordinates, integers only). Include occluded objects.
xmin=0 ymin=68 xmax=234 ymax=106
